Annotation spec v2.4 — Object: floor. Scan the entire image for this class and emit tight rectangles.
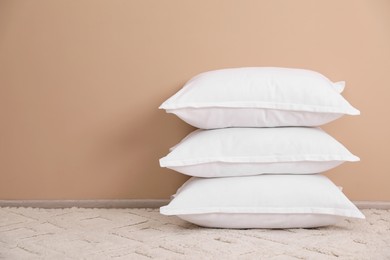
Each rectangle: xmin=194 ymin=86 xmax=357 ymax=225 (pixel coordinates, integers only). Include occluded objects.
xmin=1 ymin=208 xmax=389 ymax=259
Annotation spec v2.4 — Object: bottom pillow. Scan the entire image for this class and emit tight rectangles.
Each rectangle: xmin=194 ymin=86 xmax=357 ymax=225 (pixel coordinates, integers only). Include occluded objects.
xmin=160 ymin=175 xmax=365 ymax=229
xmin=179 ymin=213 xmax=341 ymax=229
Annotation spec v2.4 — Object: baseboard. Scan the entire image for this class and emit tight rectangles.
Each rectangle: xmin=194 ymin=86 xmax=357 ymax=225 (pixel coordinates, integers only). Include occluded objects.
xmin=353 ymin=201 xmax=390 ymax=209
xmin=0 ymin=199 xmax=170 ymax=209
xmin=0 ymin=200 xmax=389 ymax=209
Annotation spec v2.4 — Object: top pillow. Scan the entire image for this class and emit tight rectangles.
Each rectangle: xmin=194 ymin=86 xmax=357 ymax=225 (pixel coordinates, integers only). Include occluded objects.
xmin=160 ymin=67 xmax=359 ymax=129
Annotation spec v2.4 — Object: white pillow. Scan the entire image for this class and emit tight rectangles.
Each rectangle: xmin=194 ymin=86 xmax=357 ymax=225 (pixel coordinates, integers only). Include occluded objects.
xmin=159 ymin=67 xmax=359 ymax=129
xmin=333 ymin=81 xmax=346 ymax=93
xmin=160 ymin=127 xmax=359 ymax=178
xmin=160 ymin=175 xmax=365 ymax=229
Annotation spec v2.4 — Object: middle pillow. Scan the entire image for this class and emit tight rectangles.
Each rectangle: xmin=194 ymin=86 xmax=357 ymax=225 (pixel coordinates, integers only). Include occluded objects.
xmin=160 ymin=127 xmax=359 ymax=178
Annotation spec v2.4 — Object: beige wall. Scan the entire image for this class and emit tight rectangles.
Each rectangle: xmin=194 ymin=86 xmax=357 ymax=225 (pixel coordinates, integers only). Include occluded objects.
xmin=0 ymin=0 xmax=389 ymax=200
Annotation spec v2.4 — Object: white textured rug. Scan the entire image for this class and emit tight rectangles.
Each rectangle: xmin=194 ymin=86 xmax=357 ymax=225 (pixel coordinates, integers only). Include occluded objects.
xmin=1 ymin=208 xmax=389 ymax=259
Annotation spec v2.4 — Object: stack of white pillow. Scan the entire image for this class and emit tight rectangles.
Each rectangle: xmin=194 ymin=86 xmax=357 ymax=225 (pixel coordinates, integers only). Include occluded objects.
xmin=159 ymin=67 xmax=365 ymax=229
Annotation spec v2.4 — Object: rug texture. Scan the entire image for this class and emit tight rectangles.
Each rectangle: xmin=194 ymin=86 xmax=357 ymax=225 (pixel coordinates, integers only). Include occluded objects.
xmin=0 ymin=208 xmax=389 ymax=259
